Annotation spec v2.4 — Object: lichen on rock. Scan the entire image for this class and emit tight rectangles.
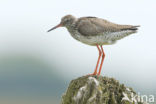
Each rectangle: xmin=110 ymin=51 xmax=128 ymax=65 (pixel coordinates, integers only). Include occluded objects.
xmin=61 ymin=75 xmax=146 ymax=104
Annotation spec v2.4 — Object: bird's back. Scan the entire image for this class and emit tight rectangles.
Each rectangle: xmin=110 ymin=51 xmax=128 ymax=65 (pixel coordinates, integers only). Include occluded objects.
xmin=75 ymin=17 xmax=139 ymax=36
xmin=68 ymin=16 xmax=140 ymax=45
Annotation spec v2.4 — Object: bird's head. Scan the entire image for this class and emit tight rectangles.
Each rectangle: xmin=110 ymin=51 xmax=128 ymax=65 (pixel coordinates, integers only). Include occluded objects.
xmin=47 ymin=15 xmax=76 ymax=32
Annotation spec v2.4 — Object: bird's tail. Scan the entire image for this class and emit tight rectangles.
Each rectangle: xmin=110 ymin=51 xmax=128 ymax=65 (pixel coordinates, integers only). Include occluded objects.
xmin=108 ymin=25 xmax=140 ymax=41
xmin=121 ymin=25 xmax=140 ymax=31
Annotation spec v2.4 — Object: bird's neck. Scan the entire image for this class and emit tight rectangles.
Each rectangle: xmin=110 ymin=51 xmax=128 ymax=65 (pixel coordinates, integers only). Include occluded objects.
xmin=66 ymin=25 xmax=75 ymax=35
xmin=66 ymin=21 xmax=76 ymax=33
xmin=65 ymin=18 xmax=78 ymax=37
xmin=66 ymin=24 xmax=74 ymax=30
xmin=65 ymin=21 xmax=79 ymax=40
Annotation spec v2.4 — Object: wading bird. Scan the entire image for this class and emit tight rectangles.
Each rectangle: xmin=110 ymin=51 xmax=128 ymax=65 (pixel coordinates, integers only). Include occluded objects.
xmin=48 ymin=15 xmax=139 ymax=75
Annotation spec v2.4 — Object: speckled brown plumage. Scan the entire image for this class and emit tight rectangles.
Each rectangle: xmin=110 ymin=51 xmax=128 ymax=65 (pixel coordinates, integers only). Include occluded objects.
xmin=48 ymin=14 xmax=140 ymax=76
xmin=76 ymin=17 xmax=139 ymax=36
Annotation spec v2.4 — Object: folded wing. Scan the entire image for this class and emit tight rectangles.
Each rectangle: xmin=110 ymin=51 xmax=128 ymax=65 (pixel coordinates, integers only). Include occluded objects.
xmin=76 ymin=17 xmax=139 ymax=36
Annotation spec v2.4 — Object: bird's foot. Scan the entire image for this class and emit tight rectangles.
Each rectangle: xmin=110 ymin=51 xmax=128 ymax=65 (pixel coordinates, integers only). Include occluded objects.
xmin=87 ymin=72 xmax=97 ymax=76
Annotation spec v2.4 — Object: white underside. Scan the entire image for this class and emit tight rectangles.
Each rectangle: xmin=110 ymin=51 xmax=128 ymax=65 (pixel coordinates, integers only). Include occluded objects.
xmin=71 ymin=30 xmax=135 ymax=46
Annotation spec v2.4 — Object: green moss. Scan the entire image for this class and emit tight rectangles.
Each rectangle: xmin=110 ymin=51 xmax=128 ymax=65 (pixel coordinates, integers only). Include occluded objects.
xmin=61 ymin=75 xmax=145 ymax=104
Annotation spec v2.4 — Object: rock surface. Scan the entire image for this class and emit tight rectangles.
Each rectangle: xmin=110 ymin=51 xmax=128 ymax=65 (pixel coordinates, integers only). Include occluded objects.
xmin=61 ymin=75 xmax=146 ymax=104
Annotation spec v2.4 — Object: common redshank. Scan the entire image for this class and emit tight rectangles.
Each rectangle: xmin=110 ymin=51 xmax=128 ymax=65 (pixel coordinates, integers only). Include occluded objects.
xmin=47 ymin=15 xmax=139 ymax=75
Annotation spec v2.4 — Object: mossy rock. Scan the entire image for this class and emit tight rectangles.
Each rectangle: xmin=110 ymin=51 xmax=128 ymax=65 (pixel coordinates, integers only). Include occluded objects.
xmin=61 ymin=75 xmax=146 ymax=104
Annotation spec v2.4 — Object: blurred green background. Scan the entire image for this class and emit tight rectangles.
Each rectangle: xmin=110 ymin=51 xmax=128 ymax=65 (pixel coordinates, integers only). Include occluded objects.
xmin=0 ymin=0 xmax=156 ymax=104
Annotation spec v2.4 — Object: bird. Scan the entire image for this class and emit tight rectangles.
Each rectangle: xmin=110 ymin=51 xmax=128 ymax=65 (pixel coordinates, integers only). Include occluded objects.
xmin=47 ymin=14 xmax=140 ymax=76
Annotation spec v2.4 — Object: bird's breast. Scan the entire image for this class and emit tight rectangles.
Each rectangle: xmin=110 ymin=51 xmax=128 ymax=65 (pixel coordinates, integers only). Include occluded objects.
xmin=67 ymin=29 xmax=116 ymax=46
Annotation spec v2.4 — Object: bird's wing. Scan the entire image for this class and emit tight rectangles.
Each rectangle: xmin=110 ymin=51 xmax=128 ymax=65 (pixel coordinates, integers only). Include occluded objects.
xmin=76 ymin=17 xmax=139 ymax=36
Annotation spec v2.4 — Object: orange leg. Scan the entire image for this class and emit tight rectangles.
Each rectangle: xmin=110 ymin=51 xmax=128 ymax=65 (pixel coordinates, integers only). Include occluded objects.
xmin=92 ymin=45 xmax=102 ymax=75
xmin=98 ymin=45 xmax=105 ymax=75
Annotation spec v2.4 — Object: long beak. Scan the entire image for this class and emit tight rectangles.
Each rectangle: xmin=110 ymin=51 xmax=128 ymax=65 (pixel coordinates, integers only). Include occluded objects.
xmin=47 ymin=23 xmax=62 ymax=32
